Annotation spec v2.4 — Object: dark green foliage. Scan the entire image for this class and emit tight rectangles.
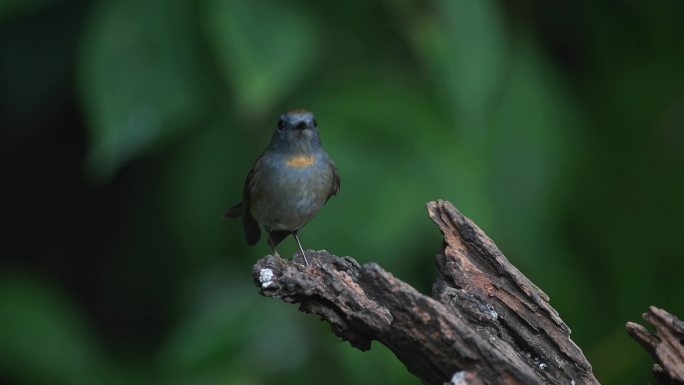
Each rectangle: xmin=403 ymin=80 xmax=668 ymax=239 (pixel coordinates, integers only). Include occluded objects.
xmin=1 ymin=1 xmax=683 ymax=384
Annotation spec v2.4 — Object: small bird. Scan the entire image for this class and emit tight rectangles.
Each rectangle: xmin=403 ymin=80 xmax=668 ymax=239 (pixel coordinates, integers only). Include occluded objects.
xmin=224 ymin=109 xmax=339 ymax=265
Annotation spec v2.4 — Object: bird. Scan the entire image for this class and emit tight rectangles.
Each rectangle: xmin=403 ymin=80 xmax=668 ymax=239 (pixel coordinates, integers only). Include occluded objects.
xmin=224 ymin=109 xmax=339 ymax=266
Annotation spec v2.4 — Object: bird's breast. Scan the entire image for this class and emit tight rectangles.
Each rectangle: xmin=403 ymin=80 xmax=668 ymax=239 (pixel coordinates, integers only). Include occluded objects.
xmin=250 ymin=152 xmax=332 ymax=231
xmin=285 ymin=154 xmax=316 ymax=168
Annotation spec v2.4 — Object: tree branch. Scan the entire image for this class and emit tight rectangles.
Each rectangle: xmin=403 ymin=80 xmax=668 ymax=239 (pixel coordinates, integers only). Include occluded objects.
xmin=252 ymin=200 xmax=599 ymax=385
xmin=627 ymin=306 xmax=684 ymax=385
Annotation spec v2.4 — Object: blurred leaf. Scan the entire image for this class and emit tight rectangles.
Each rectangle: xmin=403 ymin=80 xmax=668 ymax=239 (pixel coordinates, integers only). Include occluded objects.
xmin=488 ymin=37 xmax=584 ymax=291
xmin=394 ymin=0 xmax=508 ymax=230
xmin=160 ymin=117 xmax=247 ymax=264
xmin=78 ymin=0 xmax=206 ymax=180
xmin=0 ymin=276 xmax=107 ymax=385
xmin=203 ymin=0 xmax=320 ymax=114
xmin=158 ymin=267 xmax=310 ymax=383
xmin=408 ymin=0 xmax=505 ymax=129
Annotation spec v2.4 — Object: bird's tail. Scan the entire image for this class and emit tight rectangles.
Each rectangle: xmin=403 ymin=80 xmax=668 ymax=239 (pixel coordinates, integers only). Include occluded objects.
xmin=223 ymin=202 xmax=244 ymax=219
xmin=223 ymin=202 xmax=260 ymax=245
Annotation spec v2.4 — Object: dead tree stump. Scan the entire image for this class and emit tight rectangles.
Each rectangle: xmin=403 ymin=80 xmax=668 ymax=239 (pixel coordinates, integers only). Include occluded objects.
xmin=252 ymin=200 xmax=599 ymax=385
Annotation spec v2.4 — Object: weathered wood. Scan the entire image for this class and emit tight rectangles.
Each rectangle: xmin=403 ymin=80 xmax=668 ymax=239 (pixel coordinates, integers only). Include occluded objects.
xmin=252 ymin=200 xmax=599 ymax=385
xmin=626 ymin=306 xmax=684 ymax=385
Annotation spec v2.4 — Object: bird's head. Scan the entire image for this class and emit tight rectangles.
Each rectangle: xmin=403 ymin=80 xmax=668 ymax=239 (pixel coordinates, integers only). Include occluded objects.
xmin=270 ymin=109 xmax=321 ymax=152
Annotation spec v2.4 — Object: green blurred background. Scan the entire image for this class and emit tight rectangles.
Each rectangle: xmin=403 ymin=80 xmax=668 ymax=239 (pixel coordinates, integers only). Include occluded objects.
xmin=1 ymin=0 xmax=683 ymax=384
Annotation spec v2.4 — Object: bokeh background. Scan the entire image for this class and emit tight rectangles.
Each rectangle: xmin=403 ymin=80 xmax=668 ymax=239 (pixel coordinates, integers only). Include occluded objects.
xmin=1 ymin=0 xmax=683 ymax=384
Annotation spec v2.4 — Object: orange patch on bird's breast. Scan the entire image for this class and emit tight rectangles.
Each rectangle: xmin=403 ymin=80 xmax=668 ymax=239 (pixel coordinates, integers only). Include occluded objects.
xmin=286 ymin=155 xmax=316 ymax=168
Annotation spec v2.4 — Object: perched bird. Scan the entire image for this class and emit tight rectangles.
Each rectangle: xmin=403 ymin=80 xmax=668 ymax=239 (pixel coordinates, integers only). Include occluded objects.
xmin=224 ymin=109 xmax=339 ymax=265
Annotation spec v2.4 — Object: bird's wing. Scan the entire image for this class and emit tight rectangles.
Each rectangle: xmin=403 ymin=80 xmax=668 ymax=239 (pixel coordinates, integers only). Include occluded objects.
xmin=243 ymin=154 xmax=264 ymax=203
xmin=326 ymin=159 xmax=340 ymax=202
xmin=238 ymin=154 xmax=265 ymax=245
xmin=224 ymin=153 xmax=264 ymax=218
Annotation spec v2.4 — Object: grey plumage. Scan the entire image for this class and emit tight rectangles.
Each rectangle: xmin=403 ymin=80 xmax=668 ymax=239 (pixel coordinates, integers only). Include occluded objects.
xmin=225 ymin=110 xmax=339 ymax=264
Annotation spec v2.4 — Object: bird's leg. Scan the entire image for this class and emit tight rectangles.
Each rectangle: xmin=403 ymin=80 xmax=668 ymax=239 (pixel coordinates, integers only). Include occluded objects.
xmin=292 ymin=231 xmax=309 ymax=266
xmin=266 ymin=229 xmax=280 ymax=257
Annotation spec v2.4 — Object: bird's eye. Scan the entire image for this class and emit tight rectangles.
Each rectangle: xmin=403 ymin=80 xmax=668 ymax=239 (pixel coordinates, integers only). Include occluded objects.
xmin=277 ymin=119 xmax=286 ymax=131
xmin=312 ymin=119 xmax=318 ymax=128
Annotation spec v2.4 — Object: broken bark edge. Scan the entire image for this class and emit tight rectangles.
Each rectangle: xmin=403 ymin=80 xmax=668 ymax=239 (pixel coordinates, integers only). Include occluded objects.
xmin=626 ymin=306 xmax=684 ymax=385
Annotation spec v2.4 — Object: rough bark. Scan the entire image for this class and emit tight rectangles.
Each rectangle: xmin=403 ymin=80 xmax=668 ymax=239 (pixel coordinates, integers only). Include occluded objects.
xmin=252 ymin=200 xmax=599 ymax=385
xmin=627 ymin=306 xmax=684 ymax=385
